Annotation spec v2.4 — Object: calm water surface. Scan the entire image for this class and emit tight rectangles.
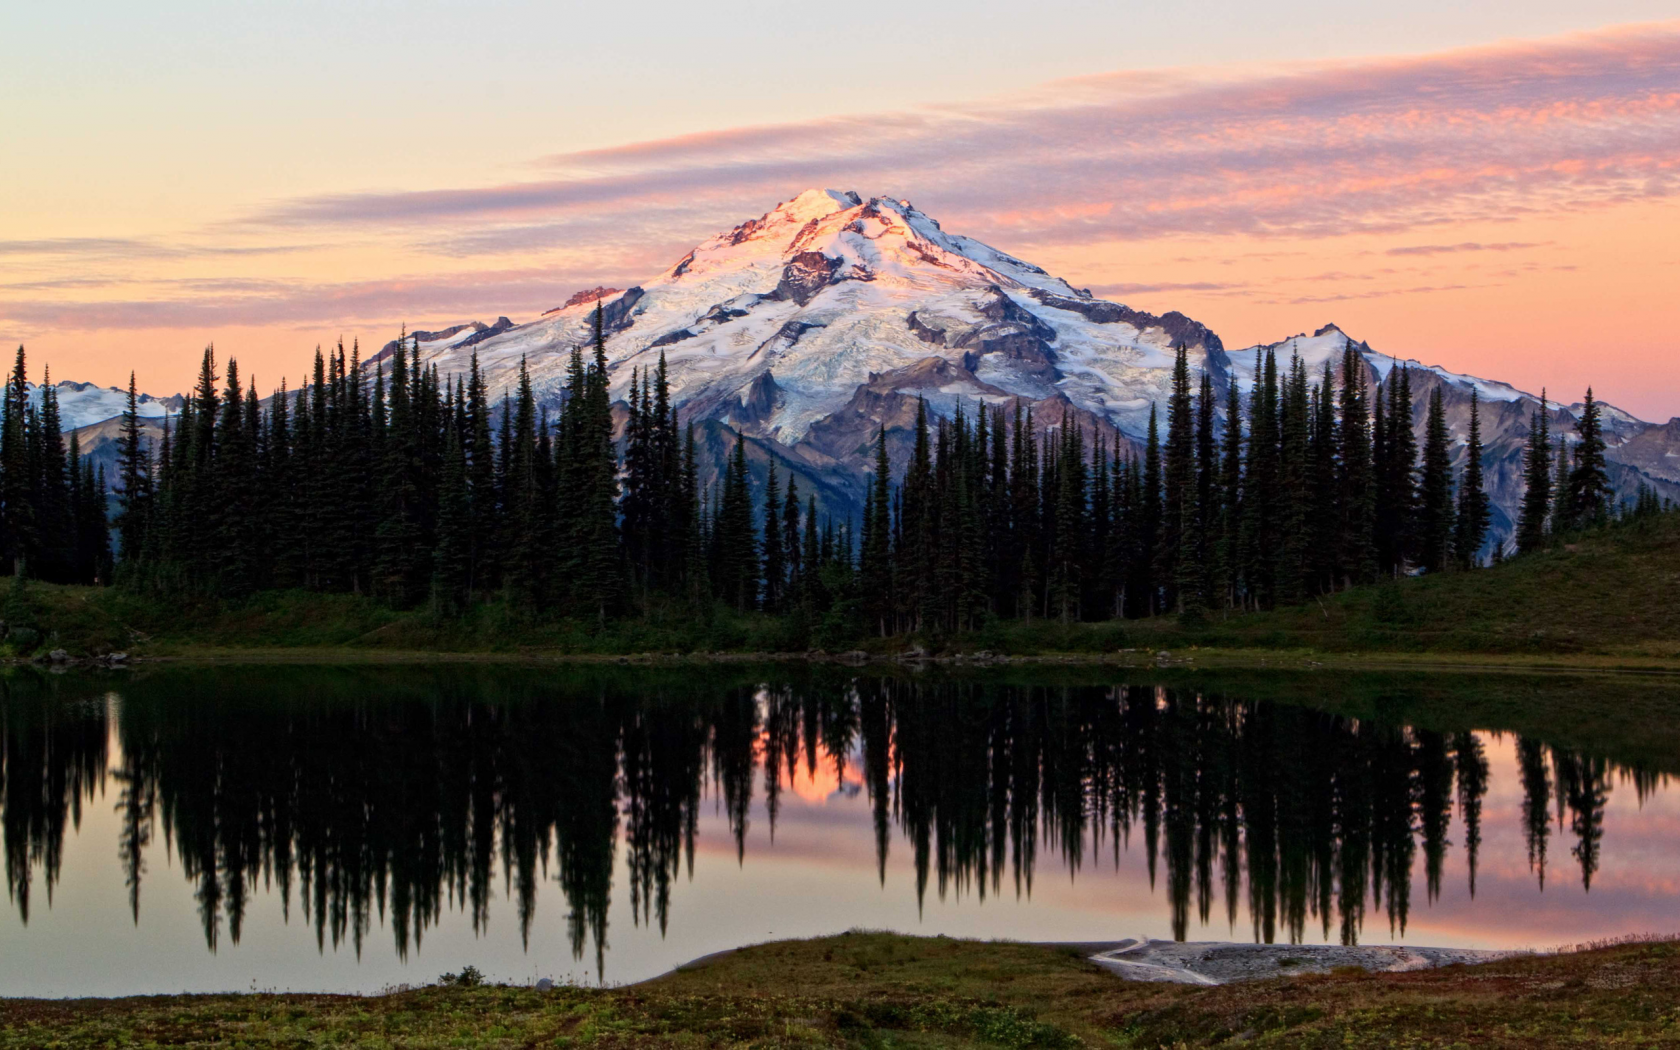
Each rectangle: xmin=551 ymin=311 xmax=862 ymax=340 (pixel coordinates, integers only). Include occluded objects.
xmin=1 ymin=665 xmax=1675 ymax=996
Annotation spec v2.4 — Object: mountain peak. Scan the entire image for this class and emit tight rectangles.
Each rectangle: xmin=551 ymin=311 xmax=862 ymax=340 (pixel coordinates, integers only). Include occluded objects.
xmin=776 ymin=188 xmax=864 ymax=223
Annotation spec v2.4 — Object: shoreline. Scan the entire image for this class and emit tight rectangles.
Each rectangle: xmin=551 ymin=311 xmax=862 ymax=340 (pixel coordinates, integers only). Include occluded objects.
xmin=29 ymin=644 xmax=1680 ymax=677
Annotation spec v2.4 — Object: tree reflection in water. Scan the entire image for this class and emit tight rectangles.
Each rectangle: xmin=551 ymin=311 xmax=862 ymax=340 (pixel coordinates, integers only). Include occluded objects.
xmin=0 ymin=669 xmax=1669 ymax=972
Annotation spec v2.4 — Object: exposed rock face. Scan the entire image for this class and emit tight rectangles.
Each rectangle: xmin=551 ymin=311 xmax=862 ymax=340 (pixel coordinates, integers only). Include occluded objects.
xmin=372 ymin=316 xmax=512 ymax=364
xmin=774 ymin=251 xmax=841 ymax=306
xmin=545 ymin=287 xmax=623 ymax=316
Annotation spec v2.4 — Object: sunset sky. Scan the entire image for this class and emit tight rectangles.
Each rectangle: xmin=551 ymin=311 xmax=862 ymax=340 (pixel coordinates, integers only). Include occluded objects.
xmin=4 ymin=3 xmax=1680 ymax=419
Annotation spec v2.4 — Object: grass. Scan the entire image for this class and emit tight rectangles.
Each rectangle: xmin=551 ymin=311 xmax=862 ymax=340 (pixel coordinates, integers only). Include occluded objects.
xmin=8 ymin=511 xmax=1680 ymax=666
xmin=5 ymin=932 xmax=1680 ymax=1047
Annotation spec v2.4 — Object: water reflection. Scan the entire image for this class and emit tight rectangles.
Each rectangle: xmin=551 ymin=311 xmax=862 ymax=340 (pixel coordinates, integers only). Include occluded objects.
xmin=0 ymin=669 xmax=1672 ymax=979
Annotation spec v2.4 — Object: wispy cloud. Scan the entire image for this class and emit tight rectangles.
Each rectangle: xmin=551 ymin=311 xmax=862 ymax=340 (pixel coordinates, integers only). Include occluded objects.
xmin=0 ymin=268 xmax=630 ymax=332
xmin=239 ymin=20 xmax=1680 ymax=255
xmin=1385 ymin=242 xmax=1549 ymax=256
xmin=0 ymin=238 xmax=320 ymax=262
xmin=9 ymin=20 xmax=1680 ymax=347
xmin=1089 ymin=281 xmax=1246 ymax=296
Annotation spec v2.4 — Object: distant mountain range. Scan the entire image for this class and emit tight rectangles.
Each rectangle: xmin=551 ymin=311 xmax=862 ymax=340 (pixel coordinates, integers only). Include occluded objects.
xmin=58 ymin=189 xmax=1680 ymax=552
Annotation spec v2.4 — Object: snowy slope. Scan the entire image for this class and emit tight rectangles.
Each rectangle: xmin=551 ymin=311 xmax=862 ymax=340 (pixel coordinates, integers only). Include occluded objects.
xmin=418 ymin=189 xmax=1226 ymax=443
xmin=30 ymin=380 xmax=180 ymax=432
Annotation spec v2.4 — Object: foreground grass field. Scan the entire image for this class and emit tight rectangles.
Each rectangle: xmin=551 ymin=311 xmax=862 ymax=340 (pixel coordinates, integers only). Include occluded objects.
xmin=4 ymin=932 xmax=1678 ymax=1048
xmin=7 ymin=509 xmax=1680 ymax=662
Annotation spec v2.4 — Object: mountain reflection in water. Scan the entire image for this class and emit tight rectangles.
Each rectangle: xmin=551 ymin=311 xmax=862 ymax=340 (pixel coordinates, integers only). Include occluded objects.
xmin=0 ymin=667 xmax=1673 ymax=988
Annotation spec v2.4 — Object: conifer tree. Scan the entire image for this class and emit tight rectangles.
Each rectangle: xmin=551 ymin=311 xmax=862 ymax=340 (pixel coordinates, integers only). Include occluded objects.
xmin=574 ymin=305 xmax=623 ymax=618
xmin=375 ymin=341 xmax=426 ymax=606
xmin=1516 ymin=392 xmax=1552 ymax=554
xmin=901 ymin=398 xmax=934 ymax=629
xmin=464 ymin=352 xmax=497 ymax=594
xmin=1335 ymin=347 xmax=1376 ymax=587
xmin=1549 ymin=433 xmax=1571 ymax=536
xmin=1239 ymin=350 xmax=1279 ymax=608
xmin=1050 ymin=418 xmax=1086 ymax=622
xmin=1452 ymin=391 xmax=1491 ymax=568
xmin=114 ymin=372 xmax=151 ymax=566
xmin=1307 ymin=360 xmax=1339 ymax=593
xmin=0 ymin=348 xmax=30 ymax=574
xmin=1377 ymin=366 xmax=1417 ymax=574
xmin=781 ymin=474 xmax=802 ymax=609
xmin=712 ymin=431 xmax=757 ymax=611
xmin=431 ymin=417 xmax=471 ymax=614
xmin=1139 ymin=404 xmax=1163 ymax=615
xmin=761 ymin=459 xmax=784 ymax=613
xmin=1186 ymin=370 xmax=1218 ymax=612
xmin=1274 ymin=356 xmax=1312 ymax=604
xmin=1564 ymin=388 xmax=1610 ymax=529
xmin=1417 ymin=386 xmax=1455 ymax=573
xmin=1161 ymin=346 xmax=1195 ymax=611
xmin=861 ymin=426 xmax=893 ymax=632
xmin=1217 ymin=381 xmax=1243 ymax=608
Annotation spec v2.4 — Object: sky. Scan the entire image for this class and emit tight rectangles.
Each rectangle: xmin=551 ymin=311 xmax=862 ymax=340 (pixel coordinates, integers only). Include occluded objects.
xmin=4 ymin=2 xmax=1680 ymax=418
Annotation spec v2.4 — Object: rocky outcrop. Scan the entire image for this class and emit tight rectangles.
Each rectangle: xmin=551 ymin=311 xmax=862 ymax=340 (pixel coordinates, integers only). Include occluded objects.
xmin=545 ymin=287 xmax=622 ymax=315
xmin=773 ymin=251 xmax=841 ymax=306
xmin=601 ymin=288 xmax=644 ymax=334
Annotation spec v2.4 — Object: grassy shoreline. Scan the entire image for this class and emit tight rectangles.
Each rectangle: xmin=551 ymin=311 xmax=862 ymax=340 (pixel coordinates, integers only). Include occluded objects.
xmin=3 ymin=932 xmax=1677 ymax=1047
xmin=8 ymin=510 xmax=1680 ymax=669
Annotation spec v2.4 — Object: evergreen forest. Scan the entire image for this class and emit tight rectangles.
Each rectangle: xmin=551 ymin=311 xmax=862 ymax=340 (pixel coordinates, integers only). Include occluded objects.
xmin=0 ymin=302 xmax=1652 ymax=637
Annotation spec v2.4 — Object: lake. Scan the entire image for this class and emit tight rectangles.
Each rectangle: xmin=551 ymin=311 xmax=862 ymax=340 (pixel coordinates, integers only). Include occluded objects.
xmin=1 ymin=663 xmax=1675 ymax=996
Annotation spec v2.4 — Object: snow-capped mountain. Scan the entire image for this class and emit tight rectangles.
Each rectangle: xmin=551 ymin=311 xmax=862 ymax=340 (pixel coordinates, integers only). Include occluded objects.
xmin=32 ymin=380 xmax=182 ymax=432
xmin=426 ymin=189 xmax=1223 ymax=443
xmin=44 ymin=188 xmax=1680 ymax=552
xmin=409 ymin=188 xmax=1680 ymax=549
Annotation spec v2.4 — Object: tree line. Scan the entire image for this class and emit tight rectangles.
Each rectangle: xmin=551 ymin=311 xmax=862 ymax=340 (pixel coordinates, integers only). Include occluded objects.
xmin=0 ymin=310 xmax=1643 ymax=630
xmin=0 ymin=349 xmax=113 ymax=586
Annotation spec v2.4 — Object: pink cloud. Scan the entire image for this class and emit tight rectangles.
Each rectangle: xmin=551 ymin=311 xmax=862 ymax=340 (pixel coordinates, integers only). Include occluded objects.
xmin=238 ymin=20 xmax=1680 ymax=253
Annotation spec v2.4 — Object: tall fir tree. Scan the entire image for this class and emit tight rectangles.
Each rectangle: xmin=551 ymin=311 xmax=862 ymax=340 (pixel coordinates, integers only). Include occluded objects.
xmin=1452 ymin=391 xmax=1491 ymax=568
xmin=1564 ymin=388 xmax=1610 ymax=529
xmin=1417 ymin=386 xmax=1455 ymax=574
xmin=1515 ymin=391 xmax=1552 ymax=555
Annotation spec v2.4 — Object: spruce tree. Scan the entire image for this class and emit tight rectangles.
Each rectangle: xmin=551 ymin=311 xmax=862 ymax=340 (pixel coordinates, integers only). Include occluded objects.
xmin=1275 ymin=355 xmax=1311 ymax=604
xmin=760 ymin=459 xmax=784 ymax=612
xmin=1452 ymin=391 xmax=1491 ymax=568
xmin=574 ymin=305 xmax=623 ymax=618
xmin=781 ymin=474 xmax=802 ymax=610
xmin=1417 ymin=386 xmax=1455 ymax=573
xmin=1217 ymin=380 xmax=1243 ymax=609
xmin=1378 ymin=366 xmax=1417 ymax=574
xmin=1186 ymin=370 xmax=1218 ymax=613
xmin=1161 ymin=346 xmax=1195 ymax=611
xmin=711 ymin=431 xmax=757 ymax=611
xmin=1139 ymin=404 xmax=1163 ymax=614
xmin=1564 ymin=388 xmax=1610 ymax=528
xmin=114 ymin=372 xmax=151 ymax=567
xmin=861 ymin=426 xmax=893 ymax=633
xmin=1334 ymin=347 xmax=1376 ymax=587
xmin=0 ymin=348 xmax=30 ymax=575
xmin=431 ymin=412 xmax=471 ymax=613
xmin=1549 ymin=433 xmax=1571 ymax=536
xmin=1515 ymin=392 xmax=1552 ymax=554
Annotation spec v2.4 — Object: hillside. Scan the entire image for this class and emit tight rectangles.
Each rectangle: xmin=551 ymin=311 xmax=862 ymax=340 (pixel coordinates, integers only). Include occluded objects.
xmin=1127 ymin=511 xmax=1680 ymax=657
xmin=4 ymin=932 xmax=1677 ymax=1048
